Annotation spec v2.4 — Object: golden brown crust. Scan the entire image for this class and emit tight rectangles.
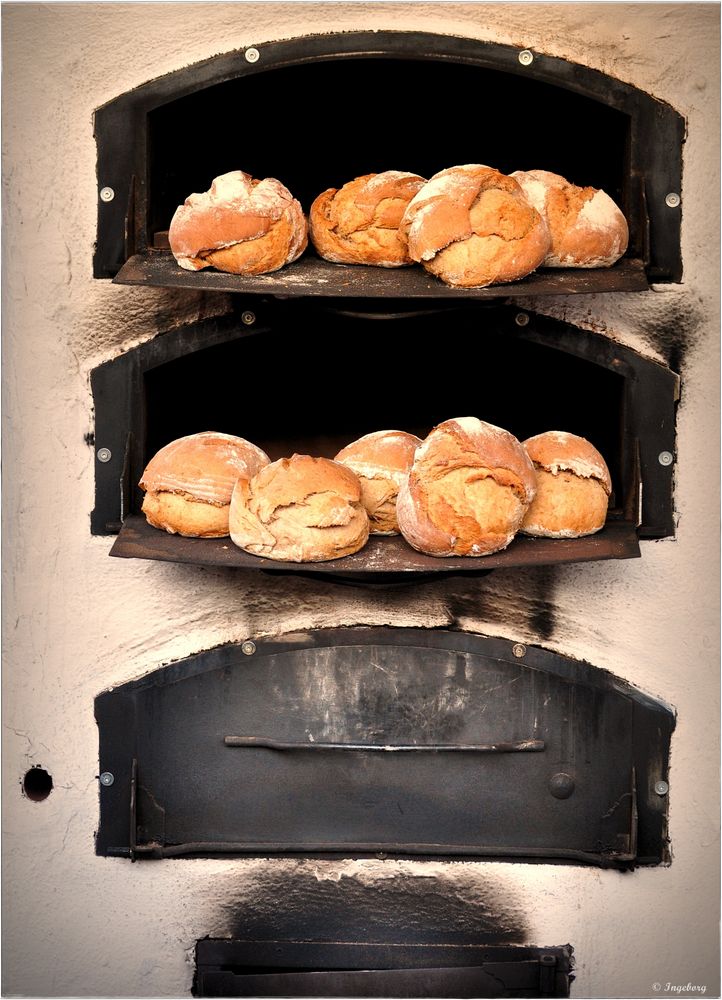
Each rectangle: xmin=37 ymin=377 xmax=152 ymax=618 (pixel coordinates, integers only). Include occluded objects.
xmin=139 ymin=431 xmax=270 ymax=537
xmin=520 ymin=431 xmax=611 ymax=537
xmin=309 ymin=171 xmax=427 ymax=267
xmin=398 ymin=164 xmax=550 ymax=287
xmin=396 ymin=417 xmax=537 ymax=556
xmin=168 ymin=170 xmax=308 ymax=275
xmin=511 ymin=169 xmax=628 ymax=267
xmin=229 ymin=454 xmax=370 ymax=562
xmin=335 ymin=429 xmax=423 ymax=534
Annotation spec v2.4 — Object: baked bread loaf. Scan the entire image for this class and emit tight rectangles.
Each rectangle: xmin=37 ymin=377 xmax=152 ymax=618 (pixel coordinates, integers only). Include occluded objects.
xmin=334 ymin=430 xmax=423 ymax=535
xmin=398 ymin=164 xmax=550 ymax=287
xmin=229 ymin=454 xmax=369 ymax=562
xmin=168 ymin=170 xmax=308 ymax=275
xmin=309 ymin=171 xmax=427 ymax=266
xmin=140 ymin=432 xmax=270 ymax=537
xmin=511 ymin=169 xmax=628 ymax=267
xmin=396 ymin=417 xmax=537 ymax=557
xmin=521 ymin=431 xmax=612 ymax=537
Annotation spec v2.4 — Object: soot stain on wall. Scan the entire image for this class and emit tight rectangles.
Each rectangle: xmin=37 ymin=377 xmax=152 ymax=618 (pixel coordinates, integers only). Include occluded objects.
xmin=642 ymin=292 xmax=704 ymax=375
xmin=442 ymin=567 xmax=558 ymax=642
xmin=217 ymin=863 xmax=529 ymax=946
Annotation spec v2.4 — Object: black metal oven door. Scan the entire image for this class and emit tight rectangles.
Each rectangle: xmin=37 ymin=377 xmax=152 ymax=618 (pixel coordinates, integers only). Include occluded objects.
xmin=95 ymin=628 xmax=673 ymax=867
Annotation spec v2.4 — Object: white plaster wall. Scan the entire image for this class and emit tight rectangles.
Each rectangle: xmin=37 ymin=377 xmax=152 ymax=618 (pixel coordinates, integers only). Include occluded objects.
xmin=2 ymin=3 xmax=719 ymax=998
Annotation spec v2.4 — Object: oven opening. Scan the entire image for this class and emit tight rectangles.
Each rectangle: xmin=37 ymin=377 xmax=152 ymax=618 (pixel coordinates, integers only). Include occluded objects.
xmin=143 ymin=308 xmax=625 ymax=513
xmin=146 ymin=58 xmax=632 ymax=252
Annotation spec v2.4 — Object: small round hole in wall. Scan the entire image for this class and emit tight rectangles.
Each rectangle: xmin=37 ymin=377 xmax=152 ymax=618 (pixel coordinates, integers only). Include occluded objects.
xmin=22 ymin=766 xmax=53 ymax=802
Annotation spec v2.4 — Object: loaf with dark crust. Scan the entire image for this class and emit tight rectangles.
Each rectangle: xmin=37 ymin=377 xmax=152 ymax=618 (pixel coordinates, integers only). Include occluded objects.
xmin=168 ymin=170 xmax=308 ymax=275
xmin=229 ymin=454 xmax=370 ymax=562
xmin=396 ymin=417 xmax=537 ymax=557
xmin=309 ymin=171 xmax=427 ymax=266
xmin=398 ymin=164 xmax=551 ymax=287
xmin=521 ymin=431 xmax=612 ymax=537
xmin=511 ymin=169 xmax=628 ymax=267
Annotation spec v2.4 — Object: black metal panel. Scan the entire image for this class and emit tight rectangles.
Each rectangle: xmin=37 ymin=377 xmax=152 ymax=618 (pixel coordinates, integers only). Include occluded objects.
xmin=113 ymin=251 xmax=650 ymax=298
xmin=95 ymin=628 xmax=674 ymax=866
xmin=94 ymin=31 xmax=683 ymax=282
xmin=194 ymin=941 xmax=573 ymax=998
xmin=90 ymin=303 xmax=679 ymax=554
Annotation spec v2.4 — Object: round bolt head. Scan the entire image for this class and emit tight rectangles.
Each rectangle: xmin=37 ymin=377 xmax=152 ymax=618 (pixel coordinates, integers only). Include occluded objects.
xmin=518 ymin=49 xmax=534 ymax=66
xmin=512 ymin=643 xmax=526 ymax=659
xmin=99 ymin=187 xmax=115 ymax=203
xmin=658 ymin=451 xmax=674 ymax=467
xmin=655 ymin=780 xmax=669 ymax=796
xmin=665 ymin=192 xmax=681 ymax=208
xmin=99 ymin=772 xmax=115 ymax=787
xmin=97 ymin=447 xmax=112 ymax=463
xmin=515 ymin=312 xmax=530 ymax=327
xmin=241 ymin=640 xmax=257 ymax=656
xmin=549 ymin=772 xmax=575 ymax=799
xmin=245 ymin=47 xmax=260 ymax=63
xmin=241 ymin=311 xmax=256 ymax=326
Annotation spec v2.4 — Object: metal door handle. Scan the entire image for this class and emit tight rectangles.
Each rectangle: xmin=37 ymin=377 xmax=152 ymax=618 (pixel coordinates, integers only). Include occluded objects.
xmin=224 ymin=736 xmax=544 ymax=753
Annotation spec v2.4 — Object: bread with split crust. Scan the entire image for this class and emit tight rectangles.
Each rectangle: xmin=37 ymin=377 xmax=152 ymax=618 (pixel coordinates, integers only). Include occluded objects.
xmin=521 ymin=430 xmax=612 ymax=537
xmin=169 ymin=170 xmax=308 ymax=275
xmin=398 ymin=164 xmax=550 ymax=287
xmin=229 ymin=454 xmax=370 ymax=562
xmin=140 ymin=431 xmax=270 ymax=537
xmin=396 ymin=417 xmax=537 ymax=556
xmin=511 ymin=169 xmax=628 ymax=267
xmin=335 ymin=429 xmax=423 ymax=534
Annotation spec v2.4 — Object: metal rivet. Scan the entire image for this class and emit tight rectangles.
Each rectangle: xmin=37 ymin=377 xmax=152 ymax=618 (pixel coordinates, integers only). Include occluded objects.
xmin=665 ymin=192 xmax=681 ymax=208
xmin=241 ymin=640 xmax=257 ymax=656
xmin=512 ymin=643 xmax=526 ymax=658
xmin=658 ymin=451 xmax=674 ymax=467
xmin=97 ymin=447 xmax=112 ymax=463
xmin=99 ymin=772 xmax=115 ymax=787
xmin=549 ymin=772 xmax=575 ymax=799
xmin=515 ymin=312 xmax=530 ymax=327
xmin=99 ymin=187 xmax=115 ymax=203
xmin=655 ymin=780 xmax=669 ymax=796
xmin=518 ymin=49 xmax=534 ymax=66
xmin=244 ymin=47 xmax=260 ymax=63
xmin=241 ymin=311 xmax=256 ymax=326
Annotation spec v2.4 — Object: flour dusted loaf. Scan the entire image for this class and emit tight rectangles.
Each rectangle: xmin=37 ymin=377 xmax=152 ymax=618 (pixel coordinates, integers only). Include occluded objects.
xmin=398 ymin=164 xmax=550 ymax=287
xmin=396 ymin=417 xmax=537 ymax=556
xmin=168 ymin=170 xmax=308 ymax=275
xmin=334 ymin=430 xmax=423 ymax=535
xmin=229 ymin=454 xmax=369 ymax=562
xmin=309 ymin=171 xmax=428 ymax=266
xmin=511 ymin=169 xmax=628 ymax=267
xmin=140 ymin=432 xmax=270 ymax=537
xmin=521 ymin=431 xmax=612 ymax=537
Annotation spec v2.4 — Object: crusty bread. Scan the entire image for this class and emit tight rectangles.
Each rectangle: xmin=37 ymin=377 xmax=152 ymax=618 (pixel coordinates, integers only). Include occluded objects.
xmin=511 ymin=169 xmax=628 ymax=267
xmin=139 ymin=431 xmax=270 ymax=537
xmin=334 ymin=430 xmax=423 ymax=535
xmin=309 ymin=171 xmax=427 ymax=266
xmin=396 ymin=417 xmax=537 ymax=557
xmin=398 ymin=164 xmax=550 ymax=287
xmin=521 ymin=431 xmax=612 ymax=537
xmin=229 ymin=454 xmax=369 ymax=562
xmin=168 ymin=170 xmax=308 ymax=275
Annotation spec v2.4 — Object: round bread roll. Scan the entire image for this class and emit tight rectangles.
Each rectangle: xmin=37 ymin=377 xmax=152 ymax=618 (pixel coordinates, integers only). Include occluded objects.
xmin=521 ymin=431 xmax=612 ymax=537
xmin=398 ymin=164 xmax=551 ymax=287
xmin=229 ymin=454 xmax=369 ymax=562
xmin=396 ymin=417 xmax=537 ymax=557
xmin=511 ymin=169 xmax=628 ymax=267
xmin=334 ymin=430 xmax=423 ymax=535
xmin=168 ymin=170 xmax=308 ymax=275
xmin=139 ymin=432 xmax=270 ymax=537
xmin=309 ymin=171 xmax=428 ymax=266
